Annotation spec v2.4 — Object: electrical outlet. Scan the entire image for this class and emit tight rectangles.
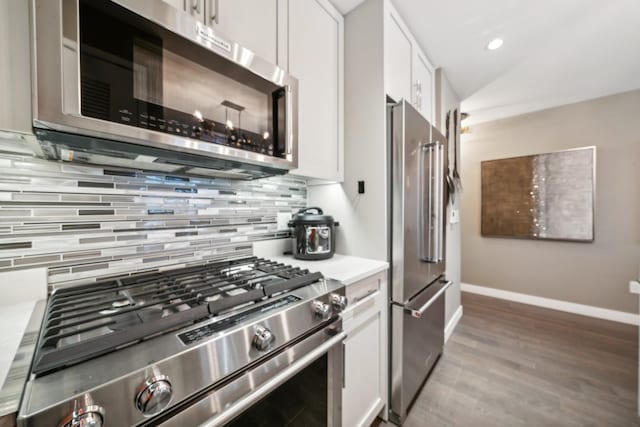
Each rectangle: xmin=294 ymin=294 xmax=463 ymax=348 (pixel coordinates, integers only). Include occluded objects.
xmin=449 ymin=209 xmax=460 ymax=224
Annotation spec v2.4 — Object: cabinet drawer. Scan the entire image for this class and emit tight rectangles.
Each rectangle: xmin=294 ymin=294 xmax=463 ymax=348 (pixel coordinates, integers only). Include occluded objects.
xmin=345 ymin=271 xmax=385 ymax=305
xmin=342 ymin=271 xmax=386 ymax=332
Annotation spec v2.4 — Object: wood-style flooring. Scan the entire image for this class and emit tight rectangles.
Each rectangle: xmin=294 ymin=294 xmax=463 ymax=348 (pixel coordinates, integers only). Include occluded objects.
xmin=375 ymin=292 xmax=638 ymax=427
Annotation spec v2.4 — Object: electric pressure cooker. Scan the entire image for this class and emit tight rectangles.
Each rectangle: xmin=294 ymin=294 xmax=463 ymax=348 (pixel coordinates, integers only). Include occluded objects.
xmin=288 ymin=207 xmax=339 ymax=260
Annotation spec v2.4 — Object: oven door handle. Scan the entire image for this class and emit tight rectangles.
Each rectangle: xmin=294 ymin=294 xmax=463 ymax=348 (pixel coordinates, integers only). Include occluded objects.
xmin=200 ymin=331 xmax=346 ymax=427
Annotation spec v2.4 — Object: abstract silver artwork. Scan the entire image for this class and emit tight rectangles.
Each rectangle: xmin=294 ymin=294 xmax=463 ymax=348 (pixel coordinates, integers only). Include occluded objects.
xmin=481 ymin=147 xmax=595 ymax=242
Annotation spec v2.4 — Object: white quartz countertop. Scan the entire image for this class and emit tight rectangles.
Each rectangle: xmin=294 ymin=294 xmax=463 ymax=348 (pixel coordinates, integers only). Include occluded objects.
xmin=630 ymin=280 xmax=640 ymax=295
xmin=270 ymin=254 xmax=388 ymax=285
xmin=0 ymin=268 xmax=47 ymax=417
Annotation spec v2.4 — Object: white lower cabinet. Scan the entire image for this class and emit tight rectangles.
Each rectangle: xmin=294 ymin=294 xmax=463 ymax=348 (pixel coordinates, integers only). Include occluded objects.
xmin=342 ymin=272 xmax=388 ymax=427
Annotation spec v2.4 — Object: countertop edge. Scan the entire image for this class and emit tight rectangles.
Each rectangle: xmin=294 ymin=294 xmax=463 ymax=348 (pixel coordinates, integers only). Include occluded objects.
xmin=338 ymin=263 xmax=389 ymax=285
xmin=0 ymin=300 xmax=46 ymax=419
xmin=270 ymin=254 xmax=389 ymax=286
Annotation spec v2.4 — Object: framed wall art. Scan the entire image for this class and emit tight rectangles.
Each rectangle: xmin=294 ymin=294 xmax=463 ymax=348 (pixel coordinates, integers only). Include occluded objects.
xmin=481 ymin=147 xmax=595 ymax=242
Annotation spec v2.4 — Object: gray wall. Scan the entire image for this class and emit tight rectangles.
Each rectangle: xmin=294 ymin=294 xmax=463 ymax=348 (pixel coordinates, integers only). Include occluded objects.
xmin=436 ymin=69 xmax=462 ymax=325
xmin=460 ymin=89 xmax=640 ymax=314
xmin=308 ymin=0 xmax=387 ymax=261
xmin=0 ymin=140 xmax=305 ymax=289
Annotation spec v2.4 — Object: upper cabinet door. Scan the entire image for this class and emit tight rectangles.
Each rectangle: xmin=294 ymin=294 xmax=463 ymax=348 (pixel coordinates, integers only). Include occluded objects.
xmin=0 ymin=0 xmax=32 ymax=133
xmin=384 ymin=8 xmax=412 ymax=104
xmin=206 ymin=0 xmax=279 ymax=64
xmin=413 ymin=49 xmax=434 ymax=122
xmin=289 ymin=0 xmax=344 ymax=182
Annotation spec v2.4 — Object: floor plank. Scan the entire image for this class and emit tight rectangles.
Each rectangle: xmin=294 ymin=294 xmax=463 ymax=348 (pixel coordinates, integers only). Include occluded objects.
xmin=374 ymin=292 xmax=639 ymax=426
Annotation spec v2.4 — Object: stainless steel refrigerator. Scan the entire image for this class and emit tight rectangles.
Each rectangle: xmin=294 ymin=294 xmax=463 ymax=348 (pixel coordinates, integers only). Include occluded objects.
xmin=388 ymin=100 xmax=452 ymax=425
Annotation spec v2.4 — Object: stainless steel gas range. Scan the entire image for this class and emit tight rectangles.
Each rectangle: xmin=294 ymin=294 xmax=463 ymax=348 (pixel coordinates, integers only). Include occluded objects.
xmin=17 ymin=257 xmax=347 ymax=426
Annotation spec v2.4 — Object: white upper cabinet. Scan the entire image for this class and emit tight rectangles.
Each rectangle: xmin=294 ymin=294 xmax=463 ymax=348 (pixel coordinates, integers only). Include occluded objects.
xmin=384 ymin=8 xmax=413 ymax=104
xmin=384 ymin=1 xmax=435 ymax=123
xmin=161 ymin=1 xmax=279 ymax=65
xmin=207 ymin=0 xmax=280 ymax=64
xmin=413 ymin=49 xmax=434 ymax=122
xmin=162 ymin=0 xmax=187 ymax=12
xmin=0 ymin=0 xmax=32 ymax=134
xmin=288 ymin=0 xmax=344 ymax=182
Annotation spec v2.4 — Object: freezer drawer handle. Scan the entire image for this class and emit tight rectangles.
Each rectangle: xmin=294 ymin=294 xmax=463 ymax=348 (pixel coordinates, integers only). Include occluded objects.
xmin=408 ymin=280 xmax=452 ymax=319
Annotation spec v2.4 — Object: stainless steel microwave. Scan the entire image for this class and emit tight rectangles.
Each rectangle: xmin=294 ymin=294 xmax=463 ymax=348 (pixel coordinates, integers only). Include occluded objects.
xmin=30 ymin=0 xmax=298 ymax=179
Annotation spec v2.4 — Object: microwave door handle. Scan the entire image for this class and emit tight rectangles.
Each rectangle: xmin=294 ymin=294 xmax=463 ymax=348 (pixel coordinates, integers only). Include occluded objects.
xmin=286 ymin=85 xmax=294 ymax=157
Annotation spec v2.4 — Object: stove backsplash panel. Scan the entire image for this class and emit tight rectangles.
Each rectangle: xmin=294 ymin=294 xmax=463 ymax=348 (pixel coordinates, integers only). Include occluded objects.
xmin=0 ymin=151 xmax=305 ymax=289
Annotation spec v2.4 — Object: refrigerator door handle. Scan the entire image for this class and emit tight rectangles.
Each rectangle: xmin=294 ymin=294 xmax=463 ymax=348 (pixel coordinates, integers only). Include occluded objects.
xmin=420 ymin=141 xmax=444 ymax=263
xmin=435 ymin=142 xmax=444 ymax=262
xmin=406 ymin=280 xmax=452 ymax=319
xmin=419 ymin=143 xmax=433 ymax=262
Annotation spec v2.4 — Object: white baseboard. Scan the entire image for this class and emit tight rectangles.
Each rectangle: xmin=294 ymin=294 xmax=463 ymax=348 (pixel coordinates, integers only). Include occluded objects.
xmin=461 ymin=283 xmax=639 ymax=326
xmin=444 ymin=305 xmax=463 ymax=343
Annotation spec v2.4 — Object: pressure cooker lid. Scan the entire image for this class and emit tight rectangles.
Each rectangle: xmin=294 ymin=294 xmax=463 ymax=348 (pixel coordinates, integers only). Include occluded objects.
xmin=289 ymin=207 xmax=338 ymax=225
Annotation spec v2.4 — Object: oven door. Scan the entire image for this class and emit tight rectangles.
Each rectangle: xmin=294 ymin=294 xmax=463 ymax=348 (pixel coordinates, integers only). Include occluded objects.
xmin=152 ymin=322 xmax=345 ymax=427
xmin=32 ymin=0 xmax=298 ymax=176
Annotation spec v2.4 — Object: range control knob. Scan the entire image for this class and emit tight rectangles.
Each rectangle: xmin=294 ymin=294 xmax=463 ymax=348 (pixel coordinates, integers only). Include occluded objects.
xmin=59 ymin=405 xmax=105 ymax=427
xmin=329 ymin=293 xmax=348 ymax=312
xmin=252 ymin=326 xmax=275 ymax=352
xmin=135 ymin=375 xmax=173 ymax=416
xmin=312 ymin=300 xmax=332 ymax=320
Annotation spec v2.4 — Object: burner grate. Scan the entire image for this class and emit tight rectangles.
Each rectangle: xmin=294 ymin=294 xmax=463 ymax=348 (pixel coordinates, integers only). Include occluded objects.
xmin=32 ymin=257 xmax=322 ymax=375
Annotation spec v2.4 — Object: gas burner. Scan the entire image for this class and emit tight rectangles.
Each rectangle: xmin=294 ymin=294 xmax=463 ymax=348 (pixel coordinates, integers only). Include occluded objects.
xmin=108 ymin=307 xmax=164 ymax=332
xmin=32 ymin=257 xmax=321 ymax=375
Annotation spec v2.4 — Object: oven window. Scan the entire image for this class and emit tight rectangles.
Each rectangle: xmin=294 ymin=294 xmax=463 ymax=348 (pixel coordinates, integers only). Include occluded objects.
xmin=78 ymin=0 xmax=287 ymax=158
xmin=225 ymin=354 xmax=328 ymax=426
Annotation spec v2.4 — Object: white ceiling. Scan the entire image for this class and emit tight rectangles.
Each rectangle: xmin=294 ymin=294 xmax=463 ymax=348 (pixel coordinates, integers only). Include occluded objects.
xmin=331 ymin=0 xmax=640 ymax=124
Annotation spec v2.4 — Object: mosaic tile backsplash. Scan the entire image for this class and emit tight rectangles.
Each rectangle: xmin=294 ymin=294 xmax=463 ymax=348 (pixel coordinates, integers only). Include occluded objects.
xmin=0 ymin=149 xmax=305 ymax=289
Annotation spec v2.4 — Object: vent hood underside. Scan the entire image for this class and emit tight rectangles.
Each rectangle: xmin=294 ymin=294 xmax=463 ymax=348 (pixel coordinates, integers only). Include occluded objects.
xmin=34 ymin=130 xmax=287 ymax=180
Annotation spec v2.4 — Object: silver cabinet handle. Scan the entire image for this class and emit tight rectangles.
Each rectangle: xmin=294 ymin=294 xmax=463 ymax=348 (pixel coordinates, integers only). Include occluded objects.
xmin=209 ymin=0 xmax=219 ymax=24
xmin=342 ymin=342 xmax=346 ymax=389
xmin=408 ymin=280 xmax=452 ymax=318
xmin=191 ymin=0 xmax=201 ymax=14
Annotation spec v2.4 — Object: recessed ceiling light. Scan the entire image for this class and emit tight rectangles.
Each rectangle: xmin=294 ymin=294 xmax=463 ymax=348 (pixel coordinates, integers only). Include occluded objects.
xmin=486 ymin=38 xmax=504 ymax=51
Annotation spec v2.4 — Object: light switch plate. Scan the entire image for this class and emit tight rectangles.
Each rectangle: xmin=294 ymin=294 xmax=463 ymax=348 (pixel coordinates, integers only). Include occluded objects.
xmin=450 ymin=209 xmax=460 ymax=224
xmin=277 ymin=212 xmax=292 ymax=230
